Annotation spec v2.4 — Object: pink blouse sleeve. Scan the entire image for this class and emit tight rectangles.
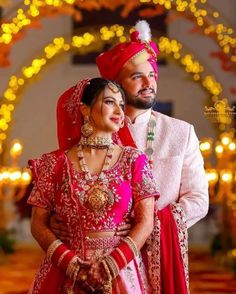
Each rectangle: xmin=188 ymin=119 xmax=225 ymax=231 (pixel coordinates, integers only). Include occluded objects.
xmin=131 ymin=152 xmax=160 ymax=203
xmin=27 ymin=153 xmax=56 ymax=210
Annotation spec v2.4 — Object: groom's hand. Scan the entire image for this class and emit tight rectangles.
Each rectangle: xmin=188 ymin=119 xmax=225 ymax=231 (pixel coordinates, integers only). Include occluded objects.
xmin=115 ymin=218 xmax=133 ymax=236
xmin=49 ymin=213 xmax=71 ymax=241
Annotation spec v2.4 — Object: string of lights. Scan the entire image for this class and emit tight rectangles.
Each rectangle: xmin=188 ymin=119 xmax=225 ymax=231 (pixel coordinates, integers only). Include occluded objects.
xmin=0 ymin=25 xmax=229 ymax=143
xmin=0 ymin=0 xmax=235 ymax=61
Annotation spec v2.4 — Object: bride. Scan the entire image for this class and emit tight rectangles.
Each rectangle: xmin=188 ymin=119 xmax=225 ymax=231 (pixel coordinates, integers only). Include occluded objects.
xmin=28 ymin=77 xmax=159 ymax=294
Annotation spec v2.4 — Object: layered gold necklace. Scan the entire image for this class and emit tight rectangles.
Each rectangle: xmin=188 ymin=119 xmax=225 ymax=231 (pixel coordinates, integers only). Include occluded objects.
xmin=77 ymin=143 xmax=115 ymax=213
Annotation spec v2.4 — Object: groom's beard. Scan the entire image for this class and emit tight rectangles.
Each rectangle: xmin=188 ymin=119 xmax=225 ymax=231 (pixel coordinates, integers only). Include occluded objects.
xmin=124 ymin=87 xmax=157 ymax=109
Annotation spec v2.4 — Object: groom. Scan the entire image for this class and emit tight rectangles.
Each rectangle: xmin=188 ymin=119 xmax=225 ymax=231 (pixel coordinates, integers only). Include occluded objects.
xmin=53 ymin=21 xmax=208 ymax=236
xmin=96 ymin=20 xmax=209 ymax=230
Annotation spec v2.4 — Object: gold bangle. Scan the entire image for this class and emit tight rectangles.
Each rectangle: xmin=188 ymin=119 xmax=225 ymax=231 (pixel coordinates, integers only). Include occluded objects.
xmin=123 ymin=236 xmax=139 ymax=256
xmin=101 ymin=260 xmax=112 ymax=294
xmin=101 ymin=260 xmax=112 ymax=282
xmin=72 ymin=264 xmax=80 ymax=284
xmin=116 ymin=247 xmax=127 ymax=266
xmin=79 ymin=273 xmax=87 ymax=281
xmin=105 ymin=255 xmax=119 ymax=278
xmin=57 ymin=249 xmax=70 ymax=267
xmin=66 ymin=256 xmax=80 ymax=279
xmin=47 ymin=239 xmax=62 ymax=261
xmin=104 ymin=257 xmax=115 ymax=278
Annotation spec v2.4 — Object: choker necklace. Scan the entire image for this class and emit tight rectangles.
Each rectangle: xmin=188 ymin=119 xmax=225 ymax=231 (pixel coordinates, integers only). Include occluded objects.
xmin=79 ymin=136 xmax=113 ymax=149
xmin=77 ymin=143 xmax=115 ymax=214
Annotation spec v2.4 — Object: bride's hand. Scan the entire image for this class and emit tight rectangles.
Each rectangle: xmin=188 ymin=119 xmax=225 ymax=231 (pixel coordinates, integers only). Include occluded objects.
xmin=75 ymin=262 xmax=106 ymax=293
xmin=88 ymin=261 xmax=107 ymax=285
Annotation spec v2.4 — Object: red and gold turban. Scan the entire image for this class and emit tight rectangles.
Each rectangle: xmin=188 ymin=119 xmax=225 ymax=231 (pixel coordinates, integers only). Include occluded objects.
xmin=96 ymin=20 xmax=159 ymax=82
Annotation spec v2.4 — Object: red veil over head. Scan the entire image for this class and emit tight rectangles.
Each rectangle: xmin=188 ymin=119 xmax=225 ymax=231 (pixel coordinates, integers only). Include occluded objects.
xmin=57 ymin=78 xmax=91 ymax=151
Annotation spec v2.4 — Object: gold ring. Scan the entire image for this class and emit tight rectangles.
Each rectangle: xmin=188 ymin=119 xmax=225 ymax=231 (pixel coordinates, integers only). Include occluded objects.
xmin=80 ymin=274 xmax=87 ymax=281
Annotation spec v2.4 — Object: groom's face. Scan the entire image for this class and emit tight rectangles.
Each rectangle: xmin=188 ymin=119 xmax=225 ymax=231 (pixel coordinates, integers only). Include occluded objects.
xmin=118 ymin=60 xmax=157 ymax=110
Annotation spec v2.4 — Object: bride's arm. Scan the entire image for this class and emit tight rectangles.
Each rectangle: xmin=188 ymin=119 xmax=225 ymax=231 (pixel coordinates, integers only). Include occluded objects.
xmin=31 ymin=207 xmax=91 ymax=286
xmin=31 ymin=206 xmax=57 ymax=251
xmin=92 ymin=152 xmax=159 ymax=282
xmin=31 ymin=206 xmax=103 ymax=292
xmin=128 ymin=197 xmax=155 ymax=250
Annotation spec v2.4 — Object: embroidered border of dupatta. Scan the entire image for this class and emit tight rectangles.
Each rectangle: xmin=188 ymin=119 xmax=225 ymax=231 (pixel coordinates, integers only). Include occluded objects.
xmin=144 ymin=203 xmax=189 ymax=294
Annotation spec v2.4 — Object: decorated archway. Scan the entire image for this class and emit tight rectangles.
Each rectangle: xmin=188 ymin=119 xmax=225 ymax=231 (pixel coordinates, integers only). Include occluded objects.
xmin=0 ymin=0 xmax=235 ymax=145
xmin=0 ymin=0 xmax=235 ymax=73
xmin=0 ymin=24 xmax=227 ymax=144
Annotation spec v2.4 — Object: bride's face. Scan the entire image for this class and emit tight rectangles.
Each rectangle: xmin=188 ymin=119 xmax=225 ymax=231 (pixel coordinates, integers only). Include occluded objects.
xmin=89 ymin=86 xmax=125 ymax=134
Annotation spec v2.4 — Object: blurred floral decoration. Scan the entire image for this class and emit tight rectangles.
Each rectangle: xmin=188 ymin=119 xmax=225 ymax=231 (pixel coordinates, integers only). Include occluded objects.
xmin=200 ymin=129 xmax=236 ymax=271
xmin=0 ymin=139 xmax=31 ymax=254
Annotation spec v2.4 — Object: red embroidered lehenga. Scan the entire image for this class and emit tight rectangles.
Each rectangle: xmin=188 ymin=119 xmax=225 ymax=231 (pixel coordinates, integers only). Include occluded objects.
xmin=28 ymin=147 xmax=189 ymax=294
xmin=28 ymin=80 xmax=189 ymax=294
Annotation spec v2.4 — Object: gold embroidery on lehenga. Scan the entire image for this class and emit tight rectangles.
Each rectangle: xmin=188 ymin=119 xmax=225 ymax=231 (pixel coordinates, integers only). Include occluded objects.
xmin=170 ymin=203 xmax=190 ymax=293
xmin=28 ymin=147 xmax=160 ymax=293
xmin=145 ymin=215 xmax=161 ymax=294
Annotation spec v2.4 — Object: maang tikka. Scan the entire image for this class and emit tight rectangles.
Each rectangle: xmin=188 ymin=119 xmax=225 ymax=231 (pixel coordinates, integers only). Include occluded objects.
xmin=81 ymin=116 xmax=94 ymax=137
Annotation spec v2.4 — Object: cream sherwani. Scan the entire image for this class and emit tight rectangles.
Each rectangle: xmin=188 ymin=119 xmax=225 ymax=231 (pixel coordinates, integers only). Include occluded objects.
xmin=127 ymin=109 xmax=209 ymax=228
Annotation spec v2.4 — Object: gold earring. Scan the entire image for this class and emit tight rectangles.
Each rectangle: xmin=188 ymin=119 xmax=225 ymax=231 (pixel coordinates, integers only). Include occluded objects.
xmin=120 ymin=120 xmax=125 ymax=128
xmin=81 ymin=116 xmax=94 ymax=137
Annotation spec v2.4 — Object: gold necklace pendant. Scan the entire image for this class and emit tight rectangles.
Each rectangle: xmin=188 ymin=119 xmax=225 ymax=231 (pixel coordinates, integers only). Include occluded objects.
xmin=85 ymin=183 xmax=109 ymax=212
xmin=77 ymin=144 xmax=115 ymax=214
